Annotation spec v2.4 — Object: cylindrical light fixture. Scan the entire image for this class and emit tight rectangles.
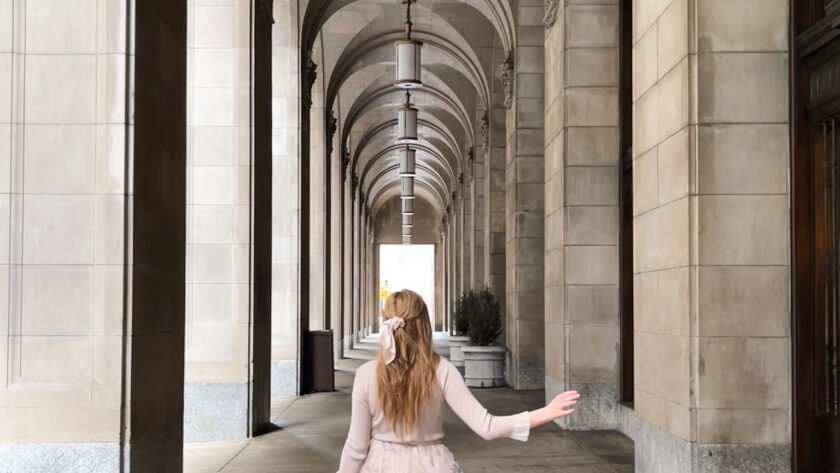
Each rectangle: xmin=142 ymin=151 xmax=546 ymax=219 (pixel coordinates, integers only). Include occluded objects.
xmin=394 ymin=0 xmax=422 ymax=88
xmin=402 ymin=225 xmax=412 ymax=236
xmin=401 ymin=177 xmax=414 ymax=199
xmin=395 ymin=39 xmax=422 ymax=88
xmin=399 ymin=147 xmax=416 ymax=176
xmin=396 ymin=92 xmax=418 ymax=144
xmin=401 ymin=197 xmax=414 ymax=215
xmin=402 ymin=213 xmax=413 ymax=226
xmin=402 ymin=235 xmax=412 ymax=245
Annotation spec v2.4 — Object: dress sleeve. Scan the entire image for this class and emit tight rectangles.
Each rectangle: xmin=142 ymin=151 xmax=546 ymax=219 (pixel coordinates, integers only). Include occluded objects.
xmin=439 ymin=360 xmax=530 ymax=442
xmin=337 ymin=366 xmax=373 ymax=473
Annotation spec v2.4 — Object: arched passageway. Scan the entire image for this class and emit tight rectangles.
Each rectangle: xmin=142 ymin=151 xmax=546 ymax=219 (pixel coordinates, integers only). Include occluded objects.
xmin=0 ymin=0 xmax=802 ymax=471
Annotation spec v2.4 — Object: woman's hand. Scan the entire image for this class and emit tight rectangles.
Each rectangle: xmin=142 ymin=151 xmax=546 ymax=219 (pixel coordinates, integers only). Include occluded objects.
xmin=546 ymin=390 xmax=579 ymax=418
xmin=528 ymin=390 xmax=580 ymax=429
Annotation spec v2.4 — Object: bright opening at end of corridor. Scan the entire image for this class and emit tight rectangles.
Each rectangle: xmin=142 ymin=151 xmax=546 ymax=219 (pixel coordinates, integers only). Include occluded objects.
xmin=378 ymin=244 xmax=436 ymax=329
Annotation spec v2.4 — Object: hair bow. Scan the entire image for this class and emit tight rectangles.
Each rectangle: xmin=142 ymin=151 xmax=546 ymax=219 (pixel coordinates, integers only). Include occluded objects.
xmin=380 ymin=317 xmax=406 ymax=364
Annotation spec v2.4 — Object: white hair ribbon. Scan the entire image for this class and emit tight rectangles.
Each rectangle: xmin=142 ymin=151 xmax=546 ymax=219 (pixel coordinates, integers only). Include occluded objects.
xmin=380 ymin=317 xmax=406 ymax=364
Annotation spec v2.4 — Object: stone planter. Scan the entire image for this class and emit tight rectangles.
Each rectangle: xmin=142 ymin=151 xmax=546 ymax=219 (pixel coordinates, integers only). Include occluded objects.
xmin=461 ymin=346 xmax=506 ymax=388
xmin=448 ymin=335 xmax=470 ymax=374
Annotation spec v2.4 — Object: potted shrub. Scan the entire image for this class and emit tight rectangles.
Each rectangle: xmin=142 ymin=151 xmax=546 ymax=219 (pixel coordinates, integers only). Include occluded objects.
xmin=461 ymin=286 xmax=505 ymax=388
xmin=449 ymin=290 xmax=477 ymax=374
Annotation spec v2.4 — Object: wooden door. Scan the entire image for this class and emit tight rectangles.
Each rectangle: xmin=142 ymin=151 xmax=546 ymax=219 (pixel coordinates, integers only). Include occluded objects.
xmin=792 ymin=1 xmax=840 ymax=471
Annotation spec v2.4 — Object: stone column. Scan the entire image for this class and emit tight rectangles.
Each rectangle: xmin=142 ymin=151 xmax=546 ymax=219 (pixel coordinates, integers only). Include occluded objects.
xmin=454 ymin=194 xmax=462 ymax=301
xmin=470 ymin=149 xmax=485 ymax=288
xmin=435 ymin=228 xmax=445 ymax=331
xmin=444 ymin=212 xmax=452 ymax=332
xmin=185 ymin=0 xmax=271 ymax=442
xmin=0 ymin=1 xmax=186 ymax=470
xmin=543 ymin=1 xmax=621 ymax=429
xmin=328 ymin=113 xmax=341 ymax=344
xmin=449 ymin=204 xmax=457 ymax=325
xmin=484 ymin=106 xmax=507 ymax=302
xmin=629 ymin=0 xmax=790 ymax=470
xmin=504 ymin=1 xmax=546 ymax=390
xmin=270 ymin=0 xmax=301 ymax=396
xmin=359 ymin=205 xmax=368 ymax=337
xmin=441 ymin=218 xmax=449 ymax=331
xmin=308 ymin=50 xmax=325 ymax=332
xmin=341 ymin=163 xmax=353 ymax=352
xmin=367 ymin=223 xmax=375 ymax=334
xmin=459 ymin=175 xmax=470 ymax=292
xmin=351 ymin=183 xmax=361 ymax=344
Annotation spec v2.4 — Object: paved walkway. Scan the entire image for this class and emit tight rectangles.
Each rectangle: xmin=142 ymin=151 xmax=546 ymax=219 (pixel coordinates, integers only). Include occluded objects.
xmin=184 ymin=335 xmax=634 ymax=473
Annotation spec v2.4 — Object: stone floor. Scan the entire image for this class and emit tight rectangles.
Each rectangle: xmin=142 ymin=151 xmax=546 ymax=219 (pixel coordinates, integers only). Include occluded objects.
xmin=184 ymin=334 xmax=634 ymax=473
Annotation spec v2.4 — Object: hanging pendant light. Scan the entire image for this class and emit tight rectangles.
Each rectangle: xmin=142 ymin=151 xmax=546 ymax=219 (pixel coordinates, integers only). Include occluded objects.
xmin=395 ymin=1 xmax=422 ymax=88
xmin=401 ymin=177 xmax=414 ymax=199
xmin=402 ymin=213 xmax=413 ymax=226
xmin=397 ymin=91 xmax=418 ymax=144
xmin=399 ymin=146 xmax=416 ymax=176
xmin=401 ymin=197 xmax=414 ymax=215
xmin=402 ymin=225 xmax=412 ymax=236
xmin=402 ymin=235 xmax=412 ymax=245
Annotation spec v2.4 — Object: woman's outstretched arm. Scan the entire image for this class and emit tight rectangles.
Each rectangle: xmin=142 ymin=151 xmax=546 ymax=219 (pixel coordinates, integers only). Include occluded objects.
xmin=440 ymin=359 xmax=578 ymax=442
xmin=337 ymin=366 xmax=373 ymax=473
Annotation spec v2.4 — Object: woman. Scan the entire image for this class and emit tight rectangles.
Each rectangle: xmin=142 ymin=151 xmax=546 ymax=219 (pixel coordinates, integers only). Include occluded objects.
xmin=338 ymin=289 xmax=580 ymax=472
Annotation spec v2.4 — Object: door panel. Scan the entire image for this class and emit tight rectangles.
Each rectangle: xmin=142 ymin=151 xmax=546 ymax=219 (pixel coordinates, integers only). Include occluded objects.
xmin=793 ymin=2 xmax=840 ymax=471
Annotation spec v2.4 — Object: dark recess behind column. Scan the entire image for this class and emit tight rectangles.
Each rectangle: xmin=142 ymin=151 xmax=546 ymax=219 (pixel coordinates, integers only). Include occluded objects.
xmin=618 ymin=0 xmax=634 ymax=405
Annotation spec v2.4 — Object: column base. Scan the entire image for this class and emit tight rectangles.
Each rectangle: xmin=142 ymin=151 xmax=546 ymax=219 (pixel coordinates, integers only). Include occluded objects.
xmin=547 ymin=377 xmax=618 ymax=430
xmin=505 ymin=353 xmax=545 ymax=390
xmin=0 ymin=443 xmax=119 ymax=472
xmin=616 ymin=404 xmax=791 ymax=473
xmin=183 ymin=383 xmax=248 ymax=442
xmin=271 ymin=359 xmax=298 ymax=397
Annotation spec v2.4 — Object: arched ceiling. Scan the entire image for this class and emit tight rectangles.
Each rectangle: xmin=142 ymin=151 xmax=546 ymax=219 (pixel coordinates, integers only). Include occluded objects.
xmin=303 ymin=0 xmax=512 ymax=222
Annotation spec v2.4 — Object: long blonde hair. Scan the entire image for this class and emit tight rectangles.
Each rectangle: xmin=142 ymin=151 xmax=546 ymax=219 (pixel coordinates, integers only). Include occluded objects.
xmin=376 ymin=290 xmax=440 ymax=433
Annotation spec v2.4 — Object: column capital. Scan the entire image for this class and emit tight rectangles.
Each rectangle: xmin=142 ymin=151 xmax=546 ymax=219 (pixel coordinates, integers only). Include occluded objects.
xmin=501 ymin=55 xmax=514 ymax=109
xmin=544 ymin=0 xmax=559 ymax=29
xmin=342 ymin=147 xmax=351 ymax=181
xmin=479 ymin=109 xmax=489 ymax=152
xmin=302 ymin=49 xmax=318 ymax=110
xmin=326 ymin=108 xmax=338 ymax=157
xmin=258 ymin=0 xmax=275 ymax=24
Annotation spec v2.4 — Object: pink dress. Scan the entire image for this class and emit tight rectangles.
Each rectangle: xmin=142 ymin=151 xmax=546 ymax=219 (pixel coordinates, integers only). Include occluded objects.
xmin=337 ymin=358 xmax=531 ymax=473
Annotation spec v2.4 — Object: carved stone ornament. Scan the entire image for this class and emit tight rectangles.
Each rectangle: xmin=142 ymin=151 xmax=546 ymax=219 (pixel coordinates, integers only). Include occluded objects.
xmin=342 ymin=154 xmax=350 ymax=181
xmin=302 ymin=50 xmax=318 ymax=110
xmin=501 ymin=55 xmax=514 ymax=109
xmin=326 ymin=109 xmax=338 ymax=157
xmin=543 ymin=0 xmax=559 ymax=29
xmin=466 ymin=150 xmax=474 ymax=180
xmin=258 ymin=0 xmax=275 ymax=24
xmin=479 ymin=110 xmax=489 ymax=151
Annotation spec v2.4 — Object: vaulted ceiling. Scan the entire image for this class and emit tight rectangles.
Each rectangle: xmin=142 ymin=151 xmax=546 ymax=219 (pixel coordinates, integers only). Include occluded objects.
xmin=302 ymin=0 xmax=516 ymax=218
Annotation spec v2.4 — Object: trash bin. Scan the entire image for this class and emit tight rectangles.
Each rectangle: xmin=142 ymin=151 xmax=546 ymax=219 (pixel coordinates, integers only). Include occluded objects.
xmin=302 ymin=330 xmax=334 ymax=393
